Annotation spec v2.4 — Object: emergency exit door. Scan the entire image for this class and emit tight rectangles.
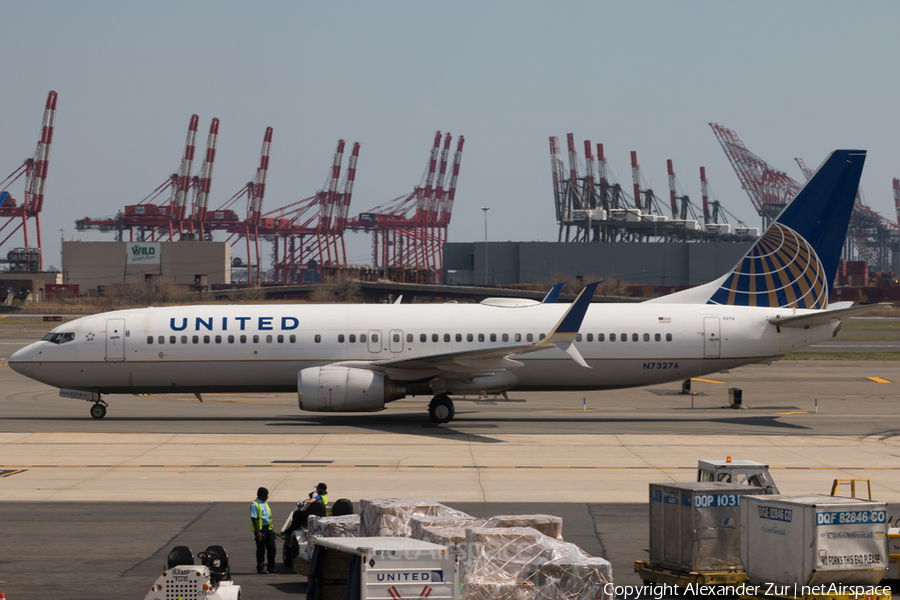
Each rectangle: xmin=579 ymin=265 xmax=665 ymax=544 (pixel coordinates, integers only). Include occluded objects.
xmin=703 ymin=317 xmax=720 ymax=359
xmin=367 ymin=330 xmax=382 ymax=353
xmin=389 ymin=329 xmax=404 ymax=353
xmin=105 ymin=319 xmax=126 ymax=361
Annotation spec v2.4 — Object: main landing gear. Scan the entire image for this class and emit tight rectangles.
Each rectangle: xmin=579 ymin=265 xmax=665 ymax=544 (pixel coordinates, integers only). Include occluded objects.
xmin=89 ymin=398 xmax=109 ymax=419
xmin=428 ymin=394 xmax=455 ymax=424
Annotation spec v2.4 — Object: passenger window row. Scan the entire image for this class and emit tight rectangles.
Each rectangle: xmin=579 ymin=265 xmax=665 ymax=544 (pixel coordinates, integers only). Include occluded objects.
xmin=320 ymin=332 xmax=673 ymax=344
xmin=147 ymin=334 xmax=297 ymax=345
xmin=575 ymin=333 xmax=673 ymax=342
xmin=147 ymin=331 xmax=672 ymax=346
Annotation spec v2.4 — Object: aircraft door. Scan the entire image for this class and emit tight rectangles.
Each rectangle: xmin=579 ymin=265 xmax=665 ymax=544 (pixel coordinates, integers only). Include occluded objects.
xmin=389 ymin=329 xmax=404 ymax=353
xmin=703 ymin=317 xmax=721 ymax=359
xmin=105 ymin=318 xmax=126 ymax=361
xmin=367 ymin=330 xmax=382 ymax=353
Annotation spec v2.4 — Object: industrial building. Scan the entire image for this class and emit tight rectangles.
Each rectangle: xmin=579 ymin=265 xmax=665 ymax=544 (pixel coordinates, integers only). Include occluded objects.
xmin=443 ymin=241 xmax=752 ymax=287
xmin=61 ymin=241 xmax=230 ymax=292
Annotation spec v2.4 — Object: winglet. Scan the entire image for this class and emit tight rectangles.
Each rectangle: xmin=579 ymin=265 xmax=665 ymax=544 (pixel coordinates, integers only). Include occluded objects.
xmin=547 ymin=281 xmax=599 ymax=337
xmin=536 ymin=282 xmax=598 ymax=368
xmin=541 ymin=283 xmax=565 ymax=304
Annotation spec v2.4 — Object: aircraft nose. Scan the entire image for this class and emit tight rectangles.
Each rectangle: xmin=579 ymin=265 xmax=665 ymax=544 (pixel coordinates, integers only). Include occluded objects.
xmin=8 ymin=343 xmax=34 ymax=377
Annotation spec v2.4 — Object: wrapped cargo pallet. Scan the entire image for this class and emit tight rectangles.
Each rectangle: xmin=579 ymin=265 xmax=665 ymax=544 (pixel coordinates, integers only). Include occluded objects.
xmin=649 ymin=482 xmax=763 ymax=572
xmin=533 ymin=557 xmax=615 ymax=600
xmin=410 ymin=515 xmax=486 ymax=541
xmin=740 ymin=494 xmax=889 ymax=587
xmin=359 ymin=497 xmax=470 ymax=537
xmin=484 ymin=514 xmax=564 ymax=540
xmin=308 ymin=514 xmax=360 ymax=538
xmin=461 ymin=527 xmax=613 ymax=600
xmin=420 ymin=526 xmax=471 ymax=547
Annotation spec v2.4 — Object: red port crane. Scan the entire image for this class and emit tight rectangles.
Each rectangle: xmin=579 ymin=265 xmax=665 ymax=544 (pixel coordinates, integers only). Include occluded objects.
xmin=239 ymin=139 xmax=359 ymax=284
xmin=75 ymin=114 xmax=212 ymax=243
xmin=345 ymin=131 xmax=464 ymax=283
xmin=713 ymin=123 xmax=899 ymax=270
xmin=709 ymin=122 xmax=801 ymax=228
xmin=0 ymin=90 xmax=57 ymax=271
xmin=214 ymin=127 xmax=273 ymax=285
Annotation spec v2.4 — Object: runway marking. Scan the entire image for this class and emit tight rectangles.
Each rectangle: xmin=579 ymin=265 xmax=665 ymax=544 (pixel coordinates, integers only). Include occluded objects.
xmin=691 ymin=378 xmax=727 ymax=384
xmin=532 ymin=409 xmax=603 ymax=413
xmin=867 ymin=377 xmax=893 ymax=383
xmin=137 ymin=393 xmax=287 ymax=403
xmin=2 ymin=464 xmax=900 ymax=471
xmin=773 ymin=411 xmax=810 ymax=415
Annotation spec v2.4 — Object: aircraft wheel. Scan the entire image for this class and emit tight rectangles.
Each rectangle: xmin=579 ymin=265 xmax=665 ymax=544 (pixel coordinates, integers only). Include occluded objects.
xmin=428 ymin=395 xmax=455 ymax=424
xmin=90 ymin=403 xmax=107 ymax=419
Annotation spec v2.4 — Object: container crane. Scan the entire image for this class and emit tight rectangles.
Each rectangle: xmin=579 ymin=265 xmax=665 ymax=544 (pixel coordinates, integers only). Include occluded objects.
xmin=0 ymin=90 xmax=57 ymax=271
xmin=712 ymin=124 xmax=898 ymax=270
xmin=345 ymin=131 xmax=463 ymax=283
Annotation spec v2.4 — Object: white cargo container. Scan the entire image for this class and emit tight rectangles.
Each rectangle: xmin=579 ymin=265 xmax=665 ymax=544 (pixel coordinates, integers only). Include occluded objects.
xmin=705 ymin=223 xmax=732 ymax=235
xmin=734 ymin=226 xmax=760 ymax=237
xmin=609 ymin=208 xmax=643 ymax=222
xmin=740 ymin=494 xmax=888 ymax=587
xmin=307 ymin=536 xmax=460 ymax=599
xmin=570 ymin=209 xmax=607 ymax=222
xmin=670 ymin=219 xmax=701 ymax=231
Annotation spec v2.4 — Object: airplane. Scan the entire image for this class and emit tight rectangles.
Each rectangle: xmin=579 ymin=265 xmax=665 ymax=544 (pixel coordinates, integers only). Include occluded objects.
xmin=9 ymin=149 xmax=876 ymax=424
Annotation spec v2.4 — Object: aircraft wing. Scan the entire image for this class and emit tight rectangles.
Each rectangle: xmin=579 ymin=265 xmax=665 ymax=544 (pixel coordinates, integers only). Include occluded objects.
xmin=768 ymin=303 xmax=887 ymax=328
xmin=331 ymin=282 xmax=599 ymax=379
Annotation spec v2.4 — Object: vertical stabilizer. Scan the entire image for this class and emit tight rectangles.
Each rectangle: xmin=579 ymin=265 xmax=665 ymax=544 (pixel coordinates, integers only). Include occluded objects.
xmin=649 ymin=149 xmax=866 ymax=308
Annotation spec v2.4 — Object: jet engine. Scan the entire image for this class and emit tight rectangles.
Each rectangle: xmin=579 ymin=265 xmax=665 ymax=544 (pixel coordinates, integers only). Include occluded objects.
xmin=297 ymin=366 xmax=405 ymax=412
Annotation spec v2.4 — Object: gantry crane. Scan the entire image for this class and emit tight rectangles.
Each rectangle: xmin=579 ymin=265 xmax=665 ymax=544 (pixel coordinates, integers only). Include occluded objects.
xmin=0 ymin=90 xmax=58 ymax=271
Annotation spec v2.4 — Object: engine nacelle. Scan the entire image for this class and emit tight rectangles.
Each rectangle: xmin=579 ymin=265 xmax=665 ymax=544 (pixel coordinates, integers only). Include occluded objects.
xmin=298 ymin=366 xmax=405 ymax=412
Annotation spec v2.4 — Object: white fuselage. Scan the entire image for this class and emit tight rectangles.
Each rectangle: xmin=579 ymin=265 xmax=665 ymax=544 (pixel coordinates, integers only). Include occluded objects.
xmin=9 ymin=302 xmax=834 ymax=396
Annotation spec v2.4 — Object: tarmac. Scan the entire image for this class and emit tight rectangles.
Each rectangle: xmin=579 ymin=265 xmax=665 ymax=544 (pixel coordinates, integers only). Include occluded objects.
xmin=0 ymin=323 xmax=899 ymax=598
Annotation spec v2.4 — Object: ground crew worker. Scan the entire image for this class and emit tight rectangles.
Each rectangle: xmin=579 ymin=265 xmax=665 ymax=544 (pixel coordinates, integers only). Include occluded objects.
xmin=303 ymin=482 xmax=328 ymax=511
xmin=250 ymin=486 xmax=276 ymax=574
xmin=294 ymin=482 xmax=328 ymax=529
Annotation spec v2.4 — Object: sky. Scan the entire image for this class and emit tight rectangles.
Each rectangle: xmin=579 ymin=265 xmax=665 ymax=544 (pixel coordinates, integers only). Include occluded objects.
xmin=2 ymin=1 xmax=899 ymax=271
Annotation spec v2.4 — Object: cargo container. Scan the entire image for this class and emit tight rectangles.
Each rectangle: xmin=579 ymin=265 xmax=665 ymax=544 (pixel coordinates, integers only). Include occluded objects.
xmin=306 ymin=536 xmax=460 ymax=600
xmin=649 ymin=482 xmax=763 ymax=572
xmin=740 ymin=494 xmax=888 ymax=587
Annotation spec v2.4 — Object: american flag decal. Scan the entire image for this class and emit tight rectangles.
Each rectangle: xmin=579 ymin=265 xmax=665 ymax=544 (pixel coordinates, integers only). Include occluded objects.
xmin=658 ymin=317 xmax=671 ymax=323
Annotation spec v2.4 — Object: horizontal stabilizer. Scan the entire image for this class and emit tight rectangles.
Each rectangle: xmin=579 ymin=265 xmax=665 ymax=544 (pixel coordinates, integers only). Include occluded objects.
xmin=768 ymin=303 xmax=887 ymax=328
xmin=542 ymin=283 xmax=565 ymax=304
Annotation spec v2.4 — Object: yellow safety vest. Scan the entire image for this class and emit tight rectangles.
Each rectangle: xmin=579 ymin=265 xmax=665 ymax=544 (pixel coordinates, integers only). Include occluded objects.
xmin=252 ymin=500 xmax=271 ymax=532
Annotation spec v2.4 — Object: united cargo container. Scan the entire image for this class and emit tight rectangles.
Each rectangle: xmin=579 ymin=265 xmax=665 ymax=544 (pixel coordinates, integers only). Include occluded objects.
xmin=740 ymin=494 xmax=888 ymax=587
xmin=649 ymin=482 xmax=763 ymax=572
xmin=306 ymin=536 xmax=460 ymax=600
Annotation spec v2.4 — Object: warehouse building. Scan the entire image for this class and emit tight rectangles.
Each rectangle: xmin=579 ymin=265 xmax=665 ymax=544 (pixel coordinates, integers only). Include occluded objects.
xmin=62 ymin=241 xmax=230 ymax=292
xmin=443 ymin=241 xmax=753 ymax=287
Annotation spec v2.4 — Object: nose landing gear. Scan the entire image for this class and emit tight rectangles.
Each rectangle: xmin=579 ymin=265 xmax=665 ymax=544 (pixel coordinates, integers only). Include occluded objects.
xmin=428 ymin=395 xmax=455 ymax=424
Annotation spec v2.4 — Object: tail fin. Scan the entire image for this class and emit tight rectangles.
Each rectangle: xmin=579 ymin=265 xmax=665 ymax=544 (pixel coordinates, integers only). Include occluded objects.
xmin=650 ymin=149 xmax=866 ymax=308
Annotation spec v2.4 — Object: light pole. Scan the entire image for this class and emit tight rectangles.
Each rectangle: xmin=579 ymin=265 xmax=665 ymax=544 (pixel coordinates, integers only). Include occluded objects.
xmin=481 ymin=207 xmax=490 ymax=285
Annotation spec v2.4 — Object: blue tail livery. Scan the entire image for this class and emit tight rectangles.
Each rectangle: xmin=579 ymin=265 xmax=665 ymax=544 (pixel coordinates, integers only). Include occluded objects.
xmin=707 ymin=150 xmax=865 ymax=309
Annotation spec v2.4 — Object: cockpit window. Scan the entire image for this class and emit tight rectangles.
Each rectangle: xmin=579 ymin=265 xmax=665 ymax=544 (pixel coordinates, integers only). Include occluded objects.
xmin=41 ymin=332 xmax=76 ymax=345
